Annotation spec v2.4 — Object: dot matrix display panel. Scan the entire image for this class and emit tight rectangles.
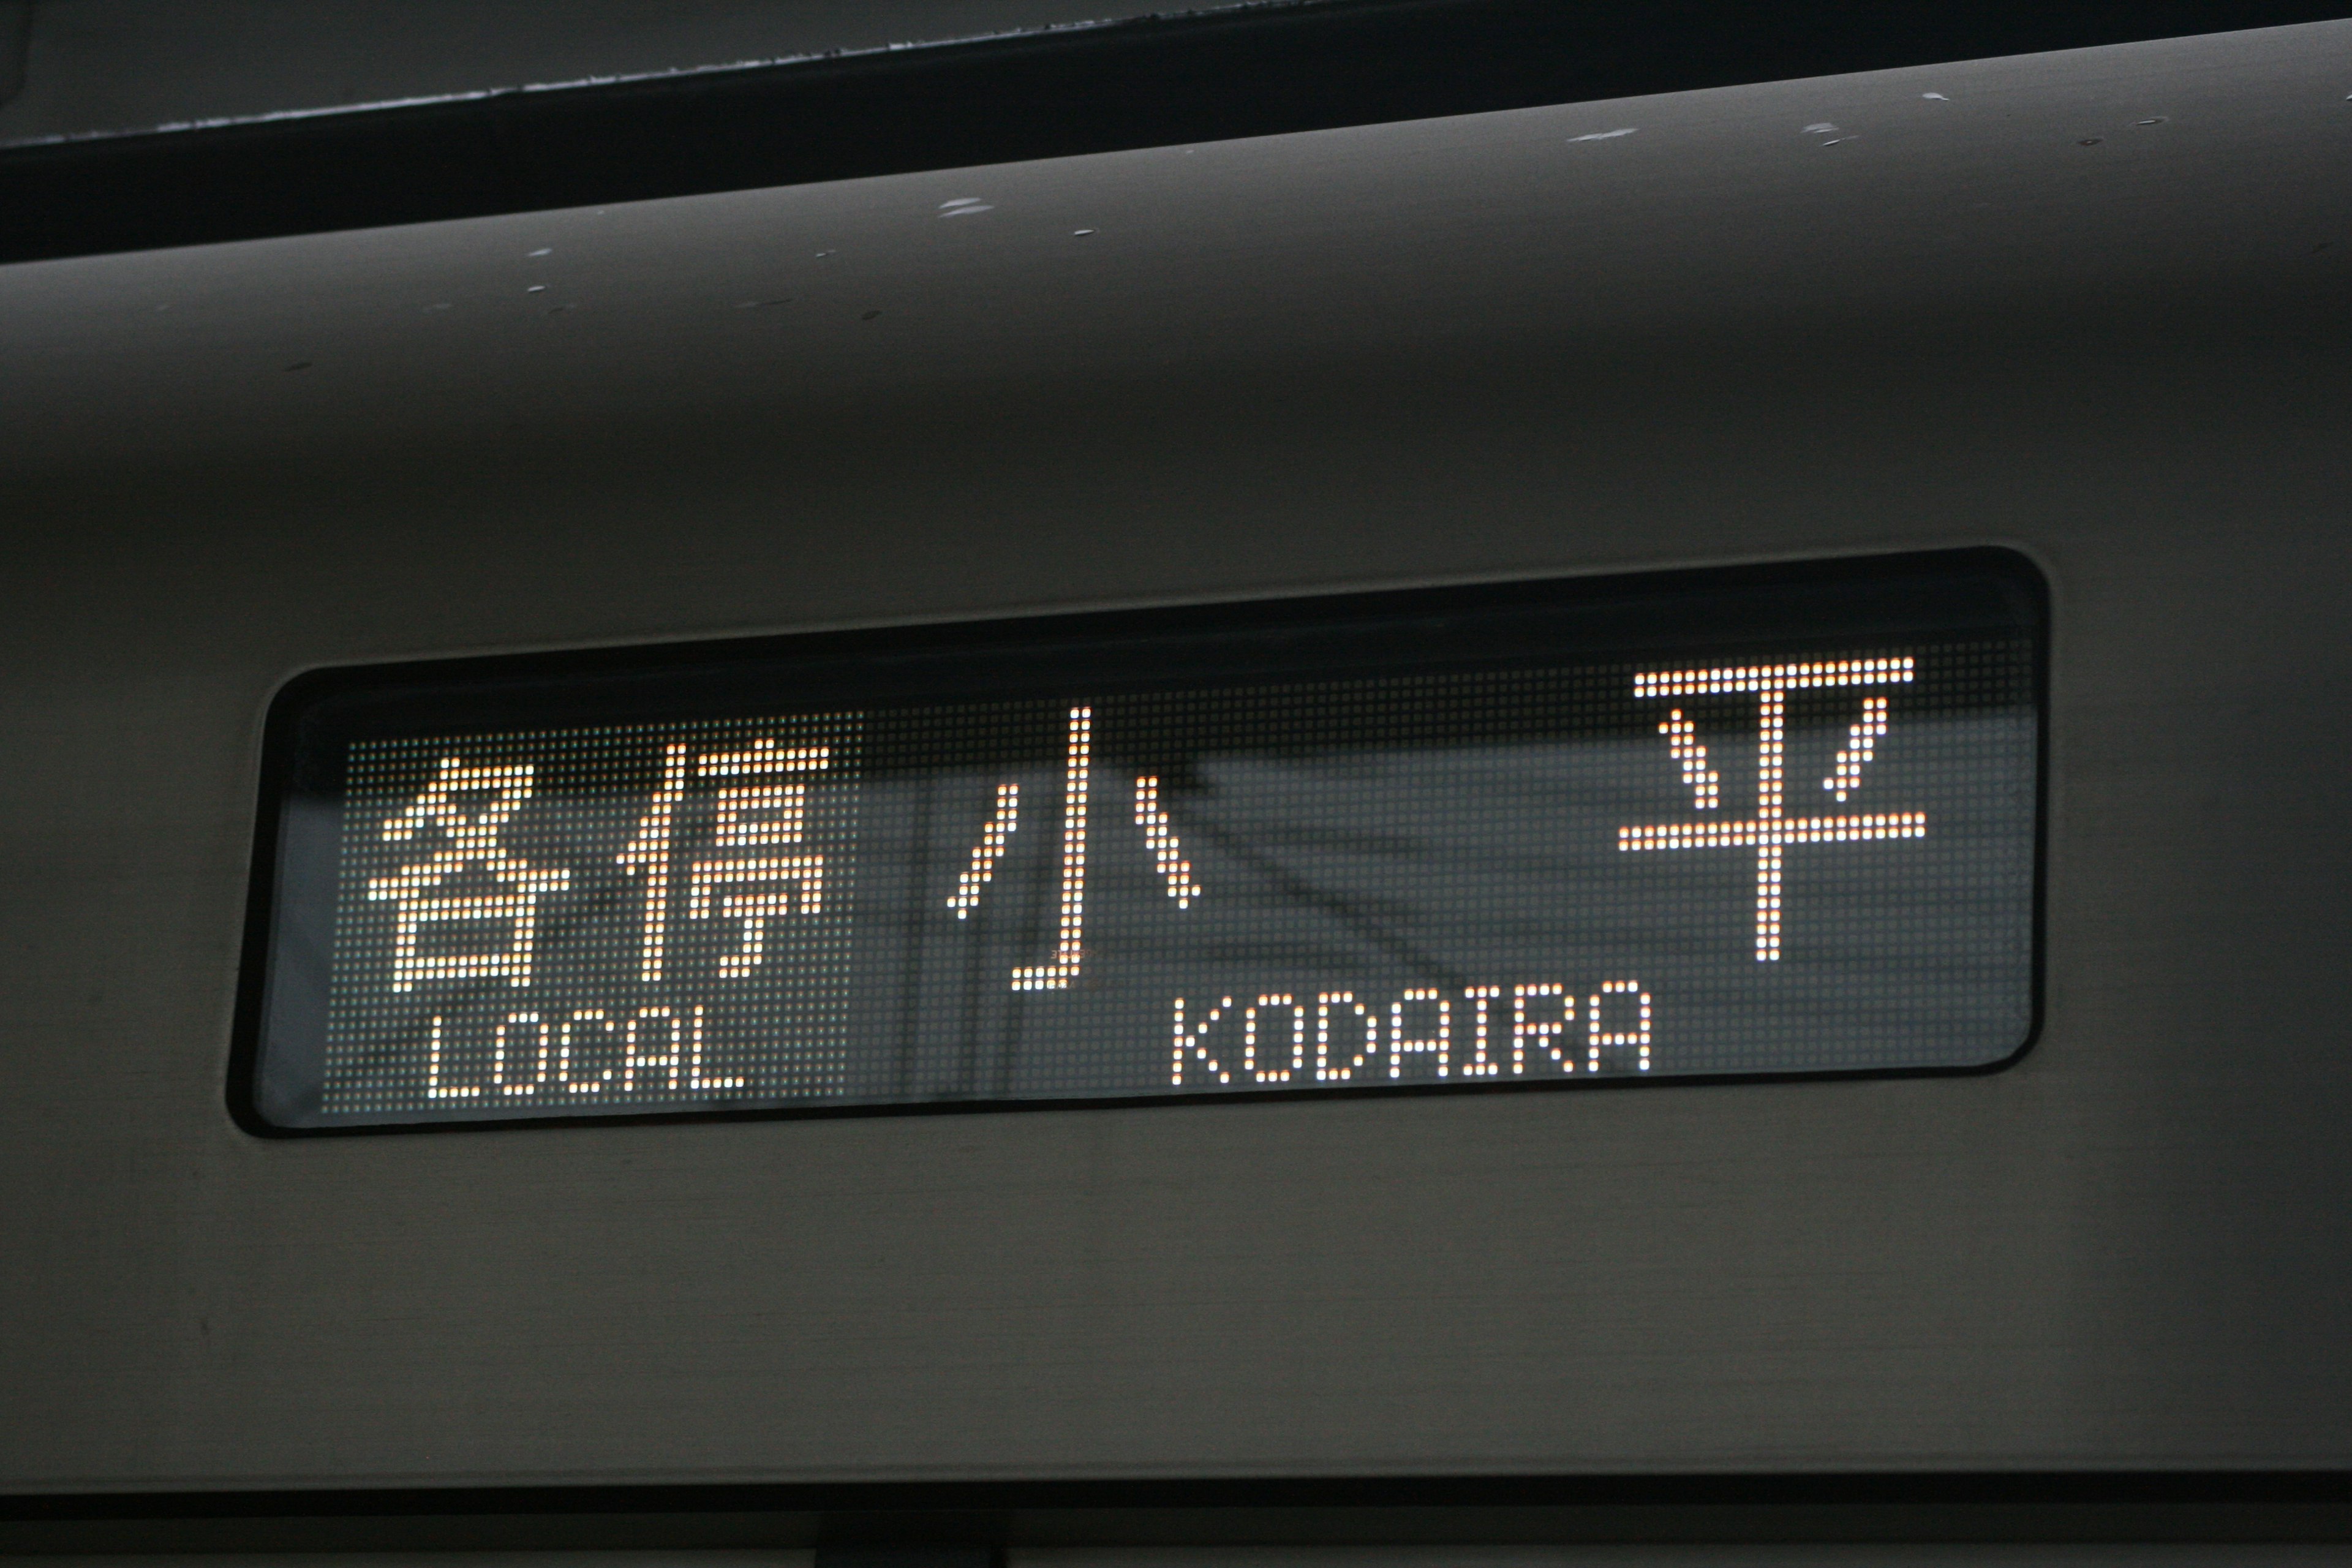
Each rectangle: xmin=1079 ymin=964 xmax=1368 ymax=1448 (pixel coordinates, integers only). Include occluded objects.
xmin=238 ymin=552 xmax=2045 ymax=1131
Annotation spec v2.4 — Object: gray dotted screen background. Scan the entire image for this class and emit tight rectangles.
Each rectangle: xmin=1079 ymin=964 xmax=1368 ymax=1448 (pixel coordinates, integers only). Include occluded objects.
xmin=277 ymin=629 xmax=2038 ymax=1126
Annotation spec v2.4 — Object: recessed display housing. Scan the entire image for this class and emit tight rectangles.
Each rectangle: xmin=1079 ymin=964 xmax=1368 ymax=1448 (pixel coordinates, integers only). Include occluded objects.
xmin=233 ymin=551 xmax=2045 ymax=1133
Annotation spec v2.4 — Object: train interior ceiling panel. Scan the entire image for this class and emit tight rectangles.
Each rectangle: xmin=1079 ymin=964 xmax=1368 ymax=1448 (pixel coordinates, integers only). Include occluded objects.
xmin=4 ymin=0 xmax=2352 ymax=1558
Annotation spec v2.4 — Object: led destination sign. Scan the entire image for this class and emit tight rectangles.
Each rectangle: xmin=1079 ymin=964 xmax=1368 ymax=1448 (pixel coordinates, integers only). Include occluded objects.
xmin=238 ymin=554 xmax=2043 ymax=1130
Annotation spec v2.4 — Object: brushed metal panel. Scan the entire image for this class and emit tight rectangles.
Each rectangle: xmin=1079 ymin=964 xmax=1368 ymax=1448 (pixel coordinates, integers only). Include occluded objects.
xmin=0 ymin=22 xmax=2348 ymax=1490
xmin=12 ymin=1550 xmax=2352 ymax=1567
xmin=9 ymin=1558 xmax=810 ymax=1568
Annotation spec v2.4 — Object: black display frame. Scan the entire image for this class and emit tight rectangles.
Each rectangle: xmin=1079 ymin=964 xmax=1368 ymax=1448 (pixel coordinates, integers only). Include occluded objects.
xmin=227 ymin=548 xmax=2050 ymax=1137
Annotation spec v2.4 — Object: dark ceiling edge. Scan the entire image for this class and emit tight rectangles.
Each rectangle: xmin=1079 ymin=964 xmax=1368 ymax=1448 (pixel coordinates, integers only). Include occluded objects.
xmin=0 ymin=0 xmax=1332 ymax=150
xmin=2 ymin=0 xmax=2349 ymax=265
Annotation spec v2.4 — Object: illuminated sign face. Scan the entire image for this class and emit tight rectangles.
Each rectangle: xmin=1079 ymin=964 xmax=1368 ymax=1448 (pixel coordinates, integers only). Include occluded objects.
xmin=236 ymin=553 xmax=2043 ymax=1131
